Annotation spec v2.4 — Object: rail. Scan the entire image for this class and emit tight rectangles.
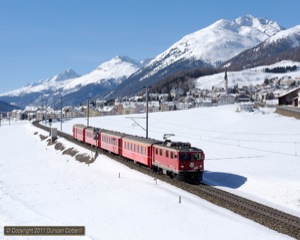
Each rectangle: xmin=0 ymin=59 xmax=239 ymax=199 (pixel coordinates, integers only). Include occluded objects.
xmin=32 ymin=121 xmax=300 ymax=239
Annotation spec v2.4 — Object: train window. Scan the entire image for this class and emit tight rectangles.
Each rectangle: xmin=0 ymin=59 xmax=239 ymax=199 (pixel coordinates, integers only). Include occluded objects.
xmin=179 ymin=152 xmax=191 ymax=161
xmin=170 ymin=152 xmax=174 ymax=159
xmin=160 ymin=149 xmax=162 ymax=156
xmin=137 ymin=145 xmax=140 ymax=153
xmin=156 ymin=148 xmax=158 ymax=155
xmin=166 ymin=150 xmax=169 ymax=158
xmin=192 ymin=153 xmax=202 ymax=160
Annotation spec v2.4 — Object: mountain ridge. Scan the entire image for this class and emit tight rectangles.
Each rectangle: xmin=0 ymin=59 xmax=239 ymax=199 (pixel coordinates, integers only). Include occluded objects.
xmin=1 ymin=15 xmax=298 ymax=107
xmin=106 ymin=15 xmax=284 ymax=98
xmin=222 ymin=25 xmax=300 ymax=70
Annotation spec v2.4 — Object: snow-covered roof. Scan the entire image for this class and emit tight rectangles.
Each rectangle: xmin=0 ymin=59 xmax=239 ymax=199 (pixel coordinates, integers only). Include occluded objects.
xmin=277 ymin=86 xmax=300 ymax=98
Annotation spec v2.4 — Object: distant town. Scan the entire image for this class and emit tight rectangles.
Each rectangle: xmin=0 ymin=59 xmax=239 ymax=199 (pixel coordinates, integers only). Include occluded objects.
xmin=2 ymin=70 xmax=300 ymax=123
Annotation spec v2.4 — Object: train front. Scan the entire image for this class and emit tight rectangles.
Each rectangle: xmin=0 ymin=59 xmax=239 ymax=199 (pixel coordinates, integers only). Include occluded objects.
xmin=177 ymin=145 xmax=205 ymax=184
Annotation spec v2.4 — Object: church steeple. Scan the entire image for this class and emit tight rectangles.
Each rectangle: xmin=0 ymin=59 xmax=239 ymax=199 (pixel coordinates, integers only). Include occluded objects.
xmin=224 ymin=68 xmax=228 ymax=94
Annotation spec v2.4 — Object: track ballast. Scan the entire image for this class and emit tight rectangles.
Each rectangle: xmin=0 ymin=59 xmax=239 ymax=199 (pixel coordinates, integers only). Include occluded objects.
xmin=33 ymin=121 xmax=300 ymax=239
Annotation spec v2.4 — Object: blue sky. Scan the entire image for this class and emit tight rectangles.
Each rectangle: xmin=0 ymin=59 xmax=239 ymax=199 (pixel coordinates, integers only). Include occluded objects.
xmin=0 ymin=0 xmax=299 ymax=93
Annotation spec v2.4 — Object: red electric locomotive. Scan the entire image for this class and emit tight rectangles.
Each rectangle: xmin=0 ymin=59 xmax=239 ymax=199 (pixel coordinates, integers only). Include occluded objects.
xmin=152 ymin=140 xmax=204 ymax=183
xmin=72 ymin=124 xmax=205 ymax=184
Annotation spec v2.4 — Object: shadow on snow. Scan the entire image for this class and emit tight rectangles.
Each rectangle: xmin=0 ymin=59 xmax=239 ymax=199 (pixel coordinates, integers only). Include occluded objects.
xmin=203 ymin=171 xmax=247 ymax=189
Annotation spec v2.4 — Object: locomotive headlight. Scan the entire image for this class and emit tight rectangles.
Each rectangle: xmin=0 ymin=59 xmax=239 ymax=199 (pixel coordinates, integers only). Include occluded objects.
xmin=181 ymin=165 xmax=184 ymax=169
xmin=189 ymin=162 xmax=194 ymax=168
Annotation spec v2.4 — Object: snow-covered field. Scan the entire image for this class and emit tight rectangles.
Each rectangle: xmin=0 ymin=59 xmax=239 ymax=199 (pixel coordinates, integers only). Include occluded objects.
xmin=1 ymin=104 xmax=299 ymax=239
xmin=196 ymin=60 xmax=300 ymax=90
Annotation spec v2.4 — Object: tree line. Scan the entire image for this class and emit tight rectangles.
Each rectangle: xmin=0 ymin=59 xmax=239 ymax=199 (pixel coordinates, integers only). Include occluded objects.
xmin=264 ymin=65 xmax=298 ymax=73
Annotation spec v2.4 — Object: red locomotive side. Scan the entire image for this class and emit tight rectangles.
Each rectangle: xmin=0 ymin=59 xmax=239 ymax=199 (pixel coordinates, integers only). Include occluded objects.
xmin=122 ymin=135 xmax=161 ymax=167
xmin=73 ymin=124 xmax=87 ymax=142
xmin=152 ymin=141 xmax=205 ymax=183
xmin=100 ymin=130 xmax=125 ymax=155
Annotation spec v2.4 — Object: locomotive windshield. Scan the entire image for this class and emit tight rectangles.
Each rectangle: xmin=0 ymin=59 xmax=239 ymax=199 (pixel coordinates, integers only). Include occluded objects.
xmin=180 ymin=152 xmax=202 ymax=161
xmin=192 ymin=153 xmax=202 ymax=160
xmin=179 ymin=152 xmax=191 ymax=161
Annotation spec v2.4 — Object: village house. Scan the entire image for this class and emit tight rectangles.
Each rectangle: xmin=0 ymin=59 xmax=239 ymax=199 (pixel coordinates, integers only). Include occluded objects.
xmin=170 ymin=88 xmax=184 ymax=99
xmin=98 ymin=106 xmax=116 ymax=116
xmin=218 ymin=94 xmax=235 ymax=105
xmin=277 ymin=86 xmax=300 ymax=107
xmin=145 ymin=101 xmax=160 ymax=113
xmin=122 ymin=102 xmax=137 ymax=115
xmin=160 ymin=102 xmax=175 ymax=111
xmin=11 ymin=109 xmax=23 ymax=120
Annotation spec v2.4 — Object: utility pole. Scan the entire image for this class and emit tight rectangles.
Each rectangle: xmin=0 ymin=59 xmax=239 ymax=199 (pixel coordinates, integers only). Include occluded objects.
xmin=87 ymin=97 xmax=90 ymax=127
xmin=144 ymin=85 xmax=151 ymax=139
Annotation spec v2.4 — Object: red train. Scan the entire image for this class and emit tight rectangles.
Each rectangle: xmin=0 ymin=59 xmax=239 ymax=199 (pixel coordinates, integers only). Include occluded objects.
xmin=73 ymin=124 xmax=205 ymax=183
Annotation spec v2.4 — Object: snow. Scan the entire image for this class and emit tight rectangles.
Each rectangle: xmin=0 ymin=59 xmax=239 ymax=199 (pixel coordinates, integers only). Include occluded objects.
xmin=0 ymin=56 xmax=140 ymax=97
xmin=266 ymin=25 xmax=300 ymax=47
xmin=0 ymin=69 xmax=81 ymax=97
xmin=1 ymin=105 xmax=299 ymax=239
xmin=63 ymin=56 xmax=140 ymax=91
xmin=196 ymin=60 xmax=300 ymax=90
xmin=141 ymin=15 xmax=283 ymax=80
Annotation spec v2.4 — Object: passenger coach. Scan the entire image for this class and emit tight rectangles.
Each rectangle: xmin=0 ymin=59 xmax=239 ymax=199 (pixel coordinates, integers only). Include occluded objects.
xmin=73 ymin=124 xmax=86 ymax=142
xmin=122 ymin=135 xmax=161 ymax=166
xmin=100 ymin=130 xmax=125 ymax=155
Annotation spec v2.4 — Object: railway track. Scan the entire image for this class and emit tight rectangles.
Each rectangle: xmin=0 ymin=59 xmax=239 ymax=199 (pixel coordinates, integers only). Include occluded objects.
xmin=33 ymin=121 xmax=300 ymax=239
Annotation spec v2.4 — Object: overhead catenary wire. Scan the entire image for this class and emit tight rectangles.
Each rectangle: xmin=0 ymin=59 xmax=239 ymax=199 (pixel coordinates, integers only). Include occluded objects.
xmin=94 ymin=113 xmax=300 ymax=158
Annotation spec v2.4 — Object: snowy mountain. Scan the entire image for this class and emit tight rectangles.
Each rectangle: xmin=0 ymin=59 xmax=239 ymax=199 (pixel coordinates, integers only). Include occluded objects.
xmin=0 ymin=15 xmax=294 ymax=106
xmin=155 ymin=14 xmax=283 ymax=67
xmin=223 ymin=25 xmax=300 ymax=70
xmin=62 ymin=56 xmax=141 ymax=93
xmin=107 ymin=15 xmax=284 ymax=98
xmin=1 ymin=69 xmax=81 ymax=97
xmin=0 ymin=56 xmax=141 ymax=107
